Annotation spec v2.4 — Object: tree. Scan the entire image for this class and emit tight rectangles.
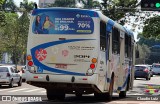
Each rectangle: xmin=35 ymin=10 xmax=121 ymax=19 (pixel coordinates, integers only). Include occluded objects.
xmin=136 ymin=44 xmax=151 ymax=64
xmin=137 ymin=35 xmax=160 ymax=47
xmin=19 ymin=0 xmax=34 ymax=64
xmin=1 ymin=0 xmax=17 ymax=12
xmin=0 ymin=13 xmax=20 ymax=64
xmin=48 ymin=0 xmax=76 ymax=8
xmin=0 ymin=0 xmax=34 ymax=65
xmin=141 ymin=16 xmax=160 ymax=39
xmin=20 ymin=0 xmax=34 ymax=13
xmin=79 ymin=0 xmax=100 ymax=9
xmin=79 ymin=0 xmax=139 ymax=21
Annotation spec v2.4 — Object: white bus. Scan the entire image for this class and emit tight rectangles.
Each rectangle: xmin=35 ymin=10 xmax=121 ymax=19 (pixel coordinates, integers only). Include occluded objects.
xmin=26 ymin=7 xmax=136 ymax=100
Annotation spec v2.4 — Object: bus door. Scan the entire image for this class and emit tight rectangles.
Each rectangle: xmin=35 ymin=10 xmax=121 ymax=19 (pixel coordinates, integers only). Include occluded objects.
xmin=97 ymin=21 xmax=107 ymax=91
xmin=119 ymin=31 xmax=125 ymax=89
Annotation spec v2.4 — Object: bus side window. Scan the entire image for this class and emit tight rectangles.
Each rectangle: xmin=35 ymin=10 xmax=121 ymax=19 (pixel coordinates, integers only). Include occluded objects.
xmin=112 ymin=27 xmax=120 ymax=54
xmin=125 ymin=34 xmax=131 ymax=58
xmin=100 ymin=21 xmax=106 ymax=51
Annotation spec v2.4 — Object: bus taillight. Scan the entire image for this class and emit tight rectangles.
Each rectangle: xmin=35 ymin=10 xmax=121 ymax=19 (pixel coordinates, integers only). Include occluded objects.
xmin=90 ymin=64 xmax=95 ymax=69
xmin=86 ymin=58 xmax=97 ymax=76
xmin=92 ymin=58 xmax=97 ymax=63
xmin=28 ymin=61 xmax=33 ymax=66
xmin=27 ymin=55 xmax=32 ymax=61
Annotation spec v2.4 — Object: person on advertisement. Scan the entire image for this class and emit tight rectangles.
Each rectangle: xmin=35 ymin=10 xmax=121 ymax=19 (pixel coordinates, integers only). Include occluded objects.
xmin=42 ymin=16 xmax=54 ymax=34
xmin=34 ymin=15 xmax=43 ymax=34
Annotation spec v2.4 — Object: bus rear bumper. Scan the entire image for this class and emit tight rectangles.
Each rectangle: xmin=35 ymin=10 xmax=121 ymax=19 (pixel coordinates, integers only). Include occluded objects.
xmin=26 ymin=72 xmax=100 ymax=94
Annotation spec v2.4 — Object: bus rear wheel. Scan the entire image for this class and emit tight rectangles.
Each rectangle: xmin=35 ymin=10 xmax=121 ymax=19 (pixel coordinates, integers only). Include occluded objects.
xmin=119 ymin=77 xmax=130 ymax=98
xmin=119 ymin=91 xmax=126 ymax=98
xmin=75 ymin=93 xmax=82 ymax=98
xmin=106 ymin=75 xmax=114 ymax=101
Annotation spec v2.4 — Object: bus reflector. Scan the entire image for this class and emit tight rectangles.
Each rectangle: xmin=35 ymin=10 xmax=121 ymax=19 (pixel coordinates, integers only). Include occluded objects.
xmin=28 ymin=61 xmax=33 ymax=66
xmin=27 ymin=55 xmax=32 ymax=61
xmin=90 ymin=64 xmax=95 ymax=69
xmin=34 ymin=76 xmax=38 ymax=78
xmin=92 ymin=58 xmax=97 ymax=63
xmin=82 ymin=78 xmax=87 ymax=80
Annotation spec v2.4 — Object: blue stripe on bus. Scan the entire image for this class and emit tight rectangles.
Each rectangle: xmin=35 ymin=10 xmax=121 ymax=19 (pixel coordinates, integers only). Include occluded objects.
xmin=32 ymin=8 xmax=99 ymax=17
xmin=107 ymin=78 xmax=111 ymax=83
xmin=117 ymin=66 xmax=131 ymax=91
xmin=105 ymin=20 xmax=114 ymax=66
xmin=117 ymin=87 xmax=121 ymax=91
xmin=123 ymin=27 xmax=134 ymax=36
xmin=106 ymin=20 xmax=114 ymax=32
xmin=30 ymin=39 xmax=95 ymax=76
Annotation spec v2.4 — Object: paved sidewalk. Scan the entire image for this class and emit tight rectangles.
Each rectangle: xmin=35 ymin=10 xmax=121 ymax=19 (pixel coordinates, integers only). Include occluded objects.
xmin=108 ymin=101 xmax=160 ymax=104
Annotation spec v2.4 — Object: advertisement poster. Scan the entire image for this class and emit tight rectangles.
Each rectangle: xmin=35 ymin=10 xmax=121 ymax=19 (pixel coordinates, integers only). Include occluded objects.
xmin=32 ymin=11 xmax=94 ymax=34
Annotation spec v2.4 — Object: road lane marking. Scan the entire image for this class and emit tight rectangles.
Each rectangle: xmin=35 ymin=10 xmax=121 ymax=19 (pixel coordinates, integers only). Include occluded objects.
xmin=23 ymin=88 xmax=44 ymax=92
xmin=0 ymin=88 xmax=17 ymax=92
xmin=8 ymin=88 xmax=29 ymax=92
xmin=39 ymin=91 xmax=46 ymax=93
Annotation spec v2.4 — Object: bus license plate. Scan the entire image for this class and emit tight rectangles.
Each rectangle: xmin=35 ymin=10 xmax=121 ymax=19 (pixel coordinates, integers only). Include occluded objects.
xmin=55 ymin=64 xmax=67 ymax=69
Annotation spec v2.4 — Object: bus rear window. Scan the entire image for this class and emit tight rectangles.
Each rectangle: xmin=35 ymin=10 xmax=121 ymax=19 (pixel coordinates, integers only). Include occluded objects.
xmin=0 ymin=67 xmax=9 ymax=72
xmin=32 ymin=11 xmax=94 ymax=35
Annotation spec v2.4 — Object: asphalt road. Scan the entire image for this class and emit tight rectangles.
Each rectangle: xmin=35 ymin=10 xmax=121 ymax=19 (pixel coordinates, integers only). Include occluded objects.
xmin=0 ymin=75 xmax=160 ymax=104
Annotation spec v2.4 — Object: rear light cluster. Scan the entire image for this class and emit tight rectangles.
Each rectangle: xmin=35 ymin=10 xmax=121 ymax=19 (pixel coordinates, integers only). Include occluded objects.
xmin=27 ymin=55 xmax=33 ymax=66
xmin=86 ymin=58 xmax=97 ymax=76
xmin=6 ymin=73 xmax=10 ymax=77
xmin=144 ymin=68 xmax=149 ymax=73
xmin=27 ymin=55 xmax=35 ymax=73
xmin=22 ymin=69 xmax=25 ymax=73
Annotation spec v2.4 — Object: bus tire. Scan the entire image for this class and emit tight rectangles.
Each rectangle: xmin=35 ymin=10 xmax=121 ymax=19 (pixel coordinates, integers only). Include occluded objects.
xmin=46 ymin=89 xmax=65 ymax=101
xmin=46 ymin=89 xmax=56 ymax=100
xmin=56 ymin=93 xmax=65 ymax=101
xmin=18 ymin=78 xmax=22 ymax=86
xmin=106 ymin=74 xmax=114 ymax=101
xmin=119 ymin=91 xmax=126 ymax=98
xmin=94 ymin=93 xmax=102 ymax=99
xmin=9 ymin=79 xmax=14 ymax=88
xmin=75 ymin=93 xmax=82 ymax=98
xmin=119 ymin=76 xmax=130 ymax=98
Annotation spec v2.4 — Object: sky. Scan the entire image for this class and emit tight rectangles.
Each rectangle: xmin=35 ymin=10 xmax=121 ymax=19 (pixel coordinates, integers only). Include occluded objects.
xmin=14 ymin=0 xmax=39 ymax=6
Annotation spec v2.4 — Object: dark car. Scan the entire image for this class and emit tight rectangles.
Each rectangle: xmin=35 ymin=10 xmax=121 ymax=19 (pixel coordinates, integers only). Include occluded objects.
xmin=134 ymin=65 xmax=151 ymax=80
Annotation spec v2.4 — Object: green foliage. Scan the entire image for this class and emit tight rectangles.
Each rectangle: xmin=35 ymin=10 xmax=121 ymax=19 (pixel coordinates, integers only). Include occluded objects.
xmin=48 ymin=0 xmax=138 ymax=22
xmin=48 ymin=0 xmax=75 ymax=7
xmin=142 ymin=16 xmax=160 ymax=39
xmin=80 ymin=0 xmax=100 ymax=9
xmin=20 ymin=0 xmax=34 ymax=13
xmin=137 ymin=35 xmax=160 ymax=47
xmin=0 ymin=12 xmax=29 ymax=64
xmin=2 ymin=0 xmax=17 ymax=12
xmin=136 ymin=44 xmax=151 ymax=64
xmin=0 ymin=11 xmax=6 ymax=27
xmin=0 ymin=0 xmax=33 ymax=64
xmin=102 ymin=0 xmax=138 ymax=21
xmin=0 ymin=0 xmax=5 ymax=5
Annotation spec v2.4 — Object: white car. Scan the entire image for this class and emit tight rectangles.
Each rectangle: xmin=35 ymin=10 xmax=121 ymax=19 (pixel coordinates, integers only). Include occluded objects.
xmin=152 ymin=63 xmax=160 ymax=75
xmin=0 ymin=66 xmax=22 ymax=88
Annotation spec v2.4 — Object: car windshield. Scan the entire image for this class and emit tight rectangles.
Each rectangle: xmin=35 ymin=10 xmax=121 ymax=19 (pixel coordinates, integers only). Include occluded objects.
xmin=0 ymin=67 xmax=9 ymax=72
xmin=135 ymin=66 xmax=146 ymax=70
xmin=152 ymin=65 xmax=160 ymax=68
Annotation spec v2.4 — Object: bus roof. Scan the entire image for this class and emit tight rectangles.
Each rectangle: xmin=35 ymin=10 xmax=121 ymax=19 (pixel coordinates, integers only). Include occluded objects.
xmin=32 ymin=7 xmax=134 ymax=38
xmin=96 ymin=11 xmax=134 ymax=38
xmin=32 ymin=7 xmax=99 ymax=17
